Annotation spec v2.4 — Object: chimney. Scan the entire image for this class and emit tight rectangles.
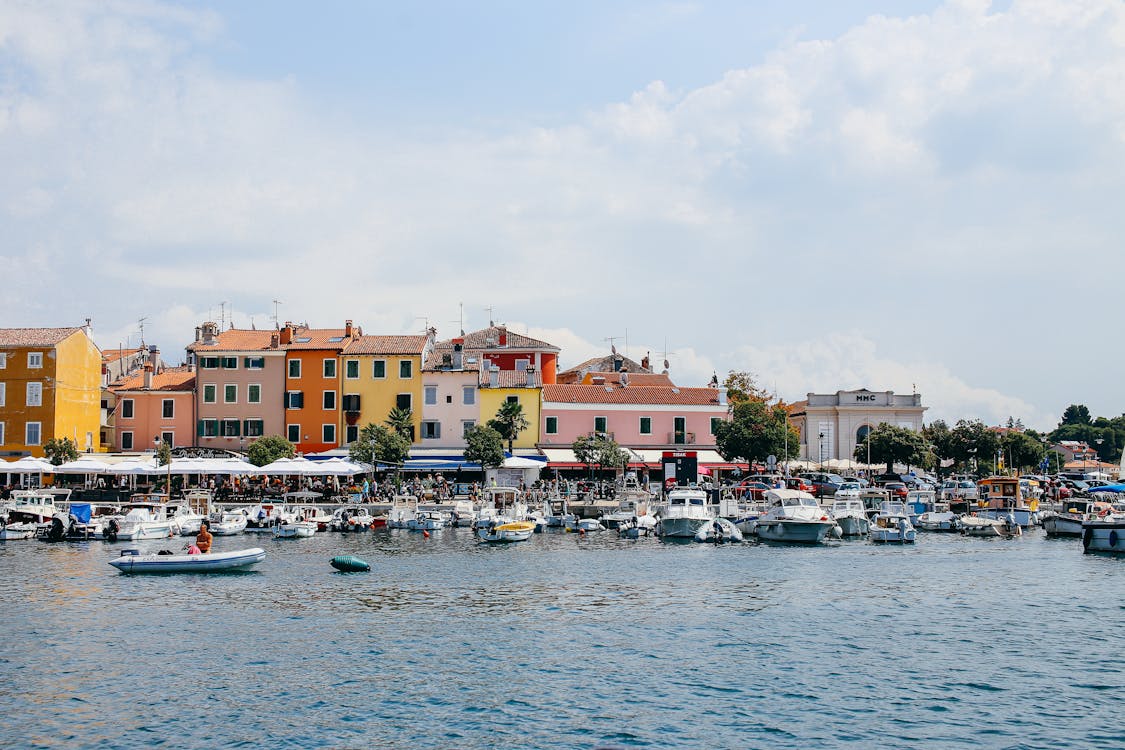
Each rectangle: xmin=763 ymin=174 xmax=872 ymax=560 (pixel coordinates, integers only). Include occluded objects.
xmin=279 ymin=322 xmax=294 ymax=346
xmin=497 ymin=326 xmax=507 ymax=347
xmin=452 ymin=338 xmax=464 ymax=370
xmin=345 ymin=319 xmax=353 ymax=338
xmin=148 ymin=345 xmax=160 ymax=369
xmin=489 ymin=365 xmax=499 ymax=389
xmin=718 ymin=388 xmax=727 ymax=406
xmin=620 ymin=371 xmax=629 ymax=387
xmin=525 ymin=365 xmax=536 ymax=387
xmin=613 ymin=356 xmax=623 ymax=372
xmin=143 ymin=362 xmax=154 ymax=390
xmin=591 ymin=375 xmax=605 ymax=386
xmin=195 ymin=326 xmax=202 ymax=342
xmin=270 ymin=332 xmax=279 ymax=349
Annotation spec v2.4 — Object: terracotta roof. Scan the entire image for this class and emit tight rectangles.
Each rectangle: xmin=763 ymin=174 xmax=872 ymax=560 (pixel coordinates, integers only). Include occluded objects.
xmin=282 ymin=327 xmax=352 ymax=351
xmin=581 ymin=372 xmax=673 ymax=387
xmin=102 ymin=347 xmax=145 ymax=363
xmin=111 ymin=366 xmax=196 ymax=392
xmin=433 ymin=325 xmax=559 ymax=353
xmin=542 ymin=384 xmax=723 ymax=406
xmin=186 ymin=328 xmax=280 ymax=352
xmin=480 ymin=370 xmax=542 ymax=388
xmin=558 ymin=353 xmax=650 ymax=379
xmin=0 ymin=327 xmax=84 ymax=347
xmin=343 ymin=335 xmax=428 ymax=355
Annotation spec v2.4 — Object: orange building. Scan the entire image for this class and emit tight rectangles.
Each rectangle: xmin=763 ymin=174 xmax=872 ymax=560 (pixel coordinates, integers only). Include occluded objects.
xmin=280 ymin=320 xmax=358 ymax=453
xmin=111 ymin=364 xmax=195 ymax=452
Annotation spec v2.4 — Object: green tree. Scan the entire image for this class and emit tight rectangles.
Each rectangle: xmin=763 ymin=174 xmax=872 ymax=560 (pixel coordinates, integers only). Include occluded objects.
xmin=350 ymin=423 xmax=411 ymax=467
xmin=43 ymin=437 xmax=80 ymax=466
xmin=722 ymin=370 xmax=769 ymax=405
xmin=1000 ymin=429 xmax=1047 ymax=473
xmin=713 ymin=400 xmax=798 ymax=465
xmin=247 ymin=435 xmax=296 ymax=467
xmin=572 ymin=433 xmax=629 ymax=477
xmin=156 ymin=439 xmax=172 ymax=467
xmin=487 ymin=400 xmax=530 ymax=453
xmin=1060 ymin=404 xmax=1092 ymax=426
xmin=923 ymin=420 xmax=956 ymax=475
xmin=949 ymin=419 xmax=1001 ymax=472
xmin=385 ymin=407 xmax=415 ymax=441
xmin=854 ymin=423 xmax=928 ymax=473
xmin=464 ymin=425 xmax=505 ymax=469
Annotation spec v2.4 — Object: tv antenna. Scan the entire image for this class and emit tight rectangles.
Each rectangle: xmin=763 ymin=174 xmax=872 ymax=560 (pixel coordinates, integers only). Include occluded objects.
xmin=271 ymin=300 xmax=283 ymax=329
xmin=137 ymin=316 xmax=148 ymax=348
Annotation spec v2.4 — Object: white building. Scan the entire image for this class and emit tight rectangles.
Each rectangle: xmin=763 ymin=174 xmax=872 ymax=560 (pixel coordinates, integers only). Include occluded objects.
xmin=790 ymin=389 xmax=927 ymax=464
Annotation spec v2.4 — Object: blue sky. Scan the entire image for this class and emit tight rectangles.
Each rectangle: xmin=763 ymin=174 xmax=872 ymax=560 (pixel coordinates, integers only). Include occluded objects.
xmin=1 ymin=0 xmax=1121 ymax=430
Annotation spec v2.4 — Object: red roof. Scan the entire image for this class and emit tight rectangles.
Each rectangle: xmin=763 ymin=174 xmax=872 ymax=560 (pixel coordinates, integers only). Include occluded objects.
xmin=186 ymin=328 xmax=279 ymax=352
xmin=102 ymin=347 xmax=145 ymax=363
xmin=433 ymin=325 xmax=559 ymax=353
xmin=0 ymin=327 xmax=84 ymax=347
xmin=542 ymin=384 xmax=723 ymax=406
xmin=480 ymin=370 xmax=542 ymax=388
xmin=343 ymin=335 xmax=428 ymax=355
xmin=112 ymin=366 xmax=196 ymax=392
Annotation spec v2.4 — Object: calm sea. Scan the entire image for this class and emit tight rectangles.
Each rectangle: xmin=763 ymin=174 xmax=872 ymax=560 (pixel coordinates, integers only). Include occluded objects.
xmin=0 ymin=528 xmax=1121 ymax=749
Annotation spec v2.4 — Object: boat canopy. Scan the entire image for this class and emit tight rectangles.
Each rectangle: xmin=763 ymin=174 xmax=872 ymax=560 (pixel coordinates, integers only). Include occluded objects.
xmin=70 ymin=503 xmax=92 ymax=523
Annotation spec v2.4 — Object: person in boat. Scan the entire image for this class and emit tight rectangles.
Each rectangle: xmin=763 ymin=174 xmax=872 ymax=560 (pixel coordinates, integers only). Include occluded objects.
xmin=195 ymin=520 xmax=213 ymax=553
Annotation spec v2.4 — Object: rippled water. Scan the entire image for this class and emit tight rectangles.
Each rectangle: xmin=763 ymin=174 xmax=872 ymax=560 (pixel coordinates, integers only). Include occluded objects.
xmin=1 ymin=528 xmax=1122 ymax=749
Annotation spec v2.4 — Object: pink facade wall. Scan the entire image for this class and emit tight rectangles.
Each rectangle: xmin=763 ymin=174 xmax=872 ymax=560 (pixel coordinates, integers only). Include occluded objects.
xmin=195 ymin=355 xmax=286 ymax=448
xmin=115 ymin=392 xmax=195 ymax=451
xmin=540 ymin=404 xmax=727 ymax=447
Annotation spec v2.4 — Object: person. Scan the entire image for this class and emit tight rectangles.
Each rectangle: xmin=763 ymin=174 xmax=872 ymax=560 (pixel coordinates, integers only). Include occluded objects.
xmin=195 ymin=521 xmax=212 ymax=554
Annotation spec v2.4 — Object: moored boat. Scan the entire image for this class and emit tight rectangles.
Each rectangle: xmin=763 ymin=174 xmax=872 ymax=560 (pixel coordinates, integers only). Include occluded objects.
xmin=869 ymin=501 xmax=917 ymax=544
xmin=655 ymin=487 xmax=713 ymax=538
xmin=754 ymin=489 xmax=836 ymax=544
xmin=1081 ymin=515 xmax=1125 ymax=554
xmin=108 ymin=547 xmax=266 ymax=574
xmin=829 ymin=497 xmax=870 ymax=536
xmin=477 ymin=520 xmax=535 ymax=543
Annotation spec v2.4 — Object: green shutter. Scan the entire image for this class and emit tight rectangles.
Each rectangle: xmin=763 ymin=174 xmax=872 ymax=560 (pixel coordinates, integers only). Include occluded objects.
xmin=197 ymin=419 xmax=205 ymax=437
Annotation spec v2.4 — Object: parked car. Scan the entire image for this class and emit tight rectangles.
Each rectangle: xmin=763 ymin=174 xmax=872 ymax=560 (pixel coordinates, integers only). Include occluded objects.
xmin=798 ymin=472 xmax=846 ymax=498
xmin=883 ymin=481 xmax=909 ymax=499
xmin=733 ymin=481 xmax=771 ymax=502
xmin=784 ymin=476 xmax=816 ymax=493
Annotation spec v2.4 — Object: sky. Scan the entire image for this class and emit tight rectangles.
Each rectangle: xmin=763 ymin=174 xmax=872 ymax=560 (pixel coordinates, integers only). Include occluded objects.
xmin=2 ymin=0 xmax=1123 ymax=431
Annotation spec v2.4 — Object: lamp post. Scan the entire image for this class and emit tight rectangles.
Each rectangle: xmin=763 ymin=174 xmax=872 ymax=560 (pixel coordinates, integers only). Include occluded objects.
xmin=818 ymin=432 xmax=825 ymax=468
xmin=154 ymin=435 xmax=172 ymax=503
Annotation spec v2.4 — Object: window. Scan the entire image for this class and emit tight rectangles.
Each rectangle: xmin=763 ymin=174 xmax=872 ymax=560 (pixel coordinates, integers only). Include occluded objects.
xmin=545 ymin=416 xmax=558 ymax=435
xmin=162 ymin=399 xmax=174 ymax=419
xmin=120 ymin=431 xmax=133 ymax=450
xmin=399 ymin=360 xmax=412 ymax=379
xmin=639 ymin=417 xmax=652 ymax=435
xmin=710 ymin=417 xmax=722 ymax=435
xmin=200 ymin=356 xmax=219 ymax=369
xmin=446 ymin=395 xmax=452 ymax=404
xmin=247 ymin=384 xmax=261 ymax=404
xmin=161 ymin=431 xmax=174 ymax=448
xmin=25 ymin=421 xmax=41 ymax=445
xmin=26 ymin=382 xmax=42 ymax=407
xmin=286 ymin=391 xmax=304 ymax=409
xmin=0 ymin=352 xmax=6 ymax=368
xmin=322 ymin=424 xmax=336 ymax=443
xmin=27 ymin=352 xmax=42 ymax=369
xmin=244 ymin=419 xmax=264 ymax=437
xmin=372 ymin=360 xmax=386 ymax=379
xmin=287 ymin=424 xmax=300 ymax=443
xmin=224 ymin=384 xmax=237 ymax=403
xmin=856 ymin=425 xmax=871 ymax=444
xmin=199 ymin=419 xmax=218 ymax=438
xmin=506 ymin=395 xmax=519 ymax=404
xmin=463 ymin=387 xmax=475 ymax=405
xmin=342 ymin=394 xmax=360 ymax=412
xmin=245 ymin=357 xmax=265 ymax=370
xmin=424 ymin=386 xmax=437 ymax=405
xmin=323 ymin=391 xmax=336 ymax=410
xmin=674 ymin=416 xmax=687 ymax=444
xmin=594 ymin=416 xmax=607 ymax=434
xmin=0 ymin=422 xmax=5 ymax=444
xmin=288 ymin=359 xmax=301 ymax=378
xmin=421 ymin=421 xmax=441 ymax=439
xmin=462 ymin=420 xmax=476 ymax=437
xmin=202 ymin=384 xmax=216 ymax=404
xmin=0 ymin=383 xmax=5 ymax=407
xmin=221 ymin=356 xmax=238 ymax=369
xmin=345 ymin=360 xmax=359 ymax=379
xmin=221 ymin=419 xmax=241 ymax=437
xmin=323 ymin=359 xmax=336 ymax=378
xmin=396 ymin=393 xmax=412 ymax=411
xmin=515 ymin=358 xmax=529 ymax=371
xmin=345 ymin=425 xmax=358 ymax=444
xmin=121 ymin=399 xmax=134 ymax=419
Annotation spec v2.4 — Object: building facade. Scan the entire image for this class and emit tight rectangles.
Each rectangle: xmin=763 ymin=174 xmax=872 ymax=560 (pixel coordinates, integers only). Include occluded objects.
xmin=790 ymin=389 xmax=927 ymax=463
xmin=419 ymin=337 xmax=480 ymax=450
xmin=111 ymin=364 xmax=195 ymax=451
xmin=478 ymin=367 xmax=542 ymax=450
xmin=340 ymin=333 xmax=431 ymax=446
xmin=432 ymin=325 xmax=560 ymax=385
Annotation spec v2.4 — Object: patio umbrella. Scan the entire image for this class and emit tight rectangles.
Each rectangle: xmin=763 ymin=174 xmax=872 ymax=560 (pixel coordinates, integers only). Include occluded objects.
xmin=53 ymin=456 xmax=113 ymax=474
xmin=5 ymin=456 xmax=57 ymax=473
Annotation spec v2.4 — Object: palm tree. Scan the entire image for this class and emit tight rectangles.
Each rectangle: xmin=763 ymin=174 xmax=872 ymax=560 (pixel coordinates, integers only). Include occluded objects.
xmin=489 ymin=400 xmax=529 ymax=453
xmin=385 ymin=406 xmax=415 ymax=441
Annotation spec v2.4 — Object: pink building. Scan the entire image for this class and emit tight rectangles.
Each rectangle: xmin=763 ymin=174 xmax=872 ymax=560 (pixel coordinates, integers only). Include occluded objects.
xmin=111 ymin=365 xmax=195 ymax=451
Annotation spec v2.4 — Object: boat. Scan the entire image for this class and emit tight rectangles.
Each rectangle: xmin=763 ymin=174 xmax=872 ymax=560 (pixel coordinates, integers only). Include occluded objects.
xmin=960 ymin=513 xmax=1021 ymax=538
xmin=1042 ymin=500 xmax=1115 ymax=537
xmin=330 ymin=506 xmax=375 ymax=532
xmin=172 ymin=504 xmax=209 ymax=536
xmin=975 ymin=476 xmax=1039 ymax=527
xmin=477 ymin=520 xmax=535 ymax=543
xmin=330 ymin=555 xmax=371 ymax=572
xmin=617 ymin=514 xmax=658 ymax=538
xmin=915 ymin=506 xmax=962 ymax=532
xmin=208 ymin=509 xmax=248 ymax=536
xmin=108 ymin=547 xmax=266 ymax=574
xmin=566 ymin=517 xmax=605 ymax=533
xmin=754 ymin=489 xmax=837 ymax=544
xmin=407 ymin=510 xmax=449 ymax=531
xmin=1 ymin=489 xmax=70 ymax=539
xmin=274 ymin=517 xmax=317 ymax=538
xmin=869 ymin=501 xmax=917 ymax=543
xmin=1081 ymin=515 xmax=1125 ymax=554
xmin=829 ymin=497 xmax=870 ymax=536
xmin=600 ymin=496 xmax=656 ymax=531
xmin=694 ymin=517 xmax=743 ymax=543
xmin=115 ymin=496 xmax=176 ymax=540
xmin=904 ymin=490 xmax=938 ymax=526
xmin=655 ymin=487 xmax=714 ymax=538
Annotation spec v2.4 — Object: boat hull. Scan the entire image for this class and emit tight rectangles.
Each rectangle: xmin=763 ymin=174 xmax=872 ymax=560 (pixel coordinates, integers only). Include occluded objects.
xmin=108 ymin=548 xmax=266 ymax=574
xmin=477 ymin=522 xmax=535 ymax=543
xmin=1082 ymin=521 xmax=1125 ymax=554
xmin=755 ymin=520 xmax=835 ymax=544
xmin=116 ymin=522 xmax=175 ymax=541
xmin=834 ymin=515 xmax=869 ymax=536
xmin=656 ymin=517 xmax=710 ymax=539
xmin=1042 ymin=514 xmax=1084 ymax=537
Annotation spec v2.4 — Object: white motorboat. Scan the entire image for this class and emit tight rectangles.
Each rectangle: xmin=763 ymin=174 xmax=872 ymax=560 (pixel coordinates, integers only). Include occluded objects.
xmin=617 ymin=514 xmax=657 ymax=538
xmin=829 ymin=497 xmax=870 ymax=536
xmin=172 ymin=505 xmax=208 ymax=536
xmin=2 ymin=489 xmax=70 ymax=539
xmin=477 ymin=520 xmax=535 ymax=543
xmin=274 ymin=519 xmax=316 ymax=538
xmin=754 ymin=489 xmax=836 ymax=544
xmin=904 ymin=490 xmax=938 ymax=526
xmin=694 ymin=517 xmax=743 ymax=543
xmin=915 ymin=510 xmax=961 ymax=532
xmin=960 ymin=513 xmax=1021 ymax=538
xmin=1081 ymin=515 xmax=1125 ymax=554
xmin=869 ymin=501 xmax=917 ymax=543
xmin=407 ymin=510 xmax=448 ymax=531
xmin=1042 ymin=500 xmax=1114 ymax=537
xmin=116 ymin=497 xmax=176 ymax=541
xmin=109 ymin=547 xmax=266 ymax=574
xmin=600 ymin=496 xmax=656 ymax=530
xmin=208 ymin=509 xmax=248 ymax=536
xmin=566 ymin=517 xmax=605 ymax=533
xmin=655 ymin=487 xmax=714 ymax=538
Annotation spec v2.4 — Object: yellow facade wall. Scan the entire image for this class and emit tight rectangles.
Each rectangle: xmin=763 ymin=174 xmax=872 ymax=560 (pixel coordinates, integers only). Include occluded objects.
xmin=339 ymin=354 xmax=424 ymax=443
xmin=478 ymin=387 xmax=541 ymax=449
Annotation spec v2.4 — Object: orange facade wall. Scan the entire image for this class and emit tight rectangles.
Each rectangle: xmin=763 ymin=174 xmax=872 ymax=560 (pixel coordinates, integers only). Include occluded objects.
xmin=284 ymin=350 xmax=341 ymax=453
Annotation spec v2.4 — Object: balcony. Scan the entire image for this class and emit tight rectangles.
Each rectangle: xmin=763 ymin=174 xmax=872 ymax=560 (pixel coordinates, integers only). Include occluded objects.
xmin=669 ymin=432 xmax=697 ymax=445
xmin=587 ymin=431 xmax=615 ymax=441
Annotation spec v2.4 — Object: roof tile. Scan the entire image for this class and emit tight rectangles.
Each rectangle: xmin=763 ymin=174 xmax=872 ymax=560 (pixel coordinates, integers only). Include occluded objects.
xmin=542 ymin=384 xmax=723 ymax=406
xmin=0 ymin=327 xmax=84 ymax=347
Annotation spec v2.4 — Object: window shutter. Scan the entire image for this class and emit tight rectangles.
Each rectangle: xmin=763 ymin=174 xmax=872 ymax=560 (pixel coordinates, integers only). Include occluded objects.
xmin=243 ymin=419 xmax=251 ymax=435
xmin=296 ymin=392 xmax=304 ymax=409
xmin=435 ymin=422 xmax=441 ymax=439
xmin=197 ymin=420 xmax=205 ymax=437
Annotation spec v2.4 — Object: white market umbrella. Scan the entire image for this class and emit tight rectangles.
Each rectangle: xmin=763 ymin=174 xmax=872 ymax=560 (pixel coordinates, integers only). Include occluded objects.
xmin=501 ymin=456 xmax=547 ymax=470
xmin=5 ymin=456 xmax=57 ymax=473
xmin=306 ymin=458 xmax=366 ymax=476
xmin=54 ymin=456 xmax=113 ymax=474
xmin=257 ymin=457 xmax=307 ymax=475
xmin=107 ymin=458 xmax=160 ymax=475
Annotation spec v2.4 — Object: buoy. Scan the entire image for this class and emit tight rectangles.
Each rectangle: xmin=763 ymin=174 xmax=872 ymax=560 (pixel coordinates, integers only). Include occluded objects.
xmin=330 ymin=555 xmax=371 ymax=572
xmin=422 ymin=530 xmax=430 ymax=539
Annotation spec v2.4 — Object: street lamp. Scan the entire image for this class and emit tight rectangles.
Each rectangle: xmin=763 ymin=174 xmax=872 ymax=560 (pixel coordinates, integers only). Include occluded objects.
xmin=154 ymin=435 xmax=172 ymax=503
xmin=818 ymin=432 xmax=825 ymax=467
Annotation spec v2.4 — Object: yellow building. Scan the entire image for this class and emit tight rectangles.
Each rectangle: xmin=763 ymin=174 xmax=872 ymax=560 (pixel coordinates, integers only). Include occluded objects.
xmin=478 ymin=368 xmax=542 ymax=450
xmin=0 ymin=326 xmax=103 ymax=457
xmin=339 ymin=334 xmax=432 ymax=445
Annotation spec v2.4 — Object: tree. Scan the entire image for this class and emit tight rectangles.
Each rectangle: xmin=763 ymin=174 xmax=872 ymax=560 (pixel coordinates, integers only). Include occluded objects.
xmin=1000 ymin=429 xmax=1048 ymax=473
xmin=385 ymin=406 xmax=415 ymax=441
xmin=854 ymin=424 xmax=928 ymax=473
xmin=713 ymin=400 xmax=798 ymax=465
xmin=247 ymin=435 xmax=296 ymax=467
xmin=350 ymin=423 xmax=411 ymax=467
xmin=156 ymin=439 xmax=172 ymax=467
xmin=487 ymin=400 xmax=530 ymax=453
xmin=572 ymin=433 xmax=629 ymax=477
xmin=1060 ymin=404 xmax=1092 ymax=426
xmin=722 ymin=370 xmax=769 ymax=405
xmin=948 ymin=419 xmax=1001 ymax=472
xmin=923 ymin=420 xmax=956 ymax=475
xmin=43 ymin=437 xmax=79 ymax=466
xmin=464 ymin=425 xmax=505 ymax=469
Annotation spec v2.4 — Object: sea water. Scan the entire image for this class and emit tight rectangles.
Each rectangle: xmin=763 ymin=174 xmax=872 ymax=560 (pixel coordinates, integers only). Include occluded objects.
xmin=0 ymin=529 xmax=1121 ymax=749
